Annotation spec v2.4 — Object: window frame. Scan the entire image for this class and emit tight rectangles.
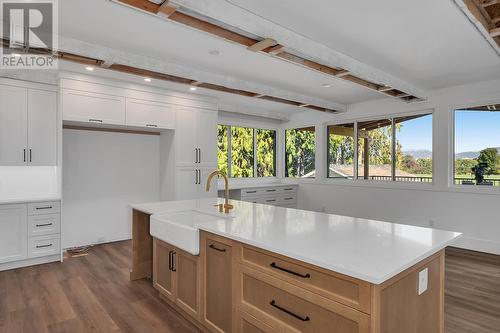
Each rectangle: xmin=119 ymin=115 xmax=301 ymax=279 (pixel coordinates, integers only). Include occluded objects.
xmin=323 ymin=109 xmax=435 ymax=186
xmin=218 ymin=123 xmax=278 ymax=179
xmin=450 ymin=100 xmax=500 ymax=194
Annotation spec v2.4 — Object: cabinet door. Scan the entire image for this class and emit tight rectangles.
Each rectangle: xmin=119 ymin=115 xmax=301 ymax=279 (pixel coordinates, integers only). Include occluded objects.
xmin=204 ymin=238 xmax=233 ymax=333
xmin=153 ymin=239 xmax=176 ymax=302
xmin=175 ymin=107 xmax=198 ymax=166
xmin=175 ymin=168 xmax=199 ymax=200
xmin=175 ymin=250 xmax=200 ymax=319
xmin=0 ymin=204 xmax=27 ymax=264
xmin=0 ymin=84 xmax=28 ymax=165
xmin=198 ymin=168 xmax=218 ymax=199
xmin=196 ymin=110 xmax=218 ymax=167
xmin=28 ymin=89 xmax=57 ymax=165
xmin=126 ymin=98 xmax=176 ymax=130
xmin=62 ymin=89 xmax=125 ymax=125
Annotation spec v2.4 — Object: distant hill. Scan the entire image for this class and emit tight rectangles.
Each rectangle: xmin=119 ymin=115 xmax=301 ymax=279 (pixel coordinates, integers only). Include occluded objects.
xmin=402 ymin=149 xmax=432 ymax=159
xmin=455 ymin=147 xmax=500 ymax=159
xmin=403 ymin=147 xmax=500 ymax=160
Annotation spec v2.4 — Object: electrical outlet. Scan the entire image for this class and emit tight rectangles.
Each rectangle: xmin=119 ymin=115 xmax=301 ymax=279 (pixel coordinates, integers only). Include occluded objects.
xmin=418 ymin=268 xmax=428 ymax=295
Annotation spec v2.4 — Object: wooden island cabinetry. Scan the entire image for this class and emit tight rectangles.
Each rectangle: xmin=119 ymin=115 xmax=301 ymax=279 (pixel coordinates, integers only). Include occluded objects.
xmin=148 ymin=228 xmax=445 ymax=333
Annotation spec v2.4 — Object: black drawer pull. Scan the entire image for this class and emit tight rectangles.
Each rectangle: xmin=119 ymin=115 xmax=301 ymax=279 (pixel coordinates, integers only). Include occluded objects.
xmin=270 ymin=262 xmax=311 ymax=278
xmin=36 ymin=244 xmax=53 ymax=249
xmin=172 ymin=252 xmax=177 ymax=272
xmin=88 ymin=119 xmax=103 ymax=123
xmin=209 ymin=244 xmax=226 ymax=252
xmin=284 ymin=197 xmax=294 ymax=201
xmin=270 ymin=300 xmax=310 ymax=322
xmin=146 ymin=124 xmax=158 ymax=127
xmin=168 ymin=251 xmax=173 ymax=271
xmin=284 ymin=188 xmax=293 ymax=191
xmin=266 ymin=199 xmax=277 ymax=202
xmin=246 ymin=190 xmax=257 ymax=194
xmin=266 ymin=189 xmax=276 ymax=192
xmin=36 ymin=206 xmax=53 ymax=210
xmin=36 ymin=223 xmax=53 ymax=227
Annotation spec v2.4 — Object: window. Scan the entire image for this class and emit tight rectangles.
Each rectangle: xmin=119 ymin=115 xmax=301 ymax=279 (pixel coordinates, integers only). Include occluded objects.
xmin=326 ymin=113 xmax=433 ymax=183
xmin=256 ymin=129 xmax=276 ymax=177
xmin=454 ymin=105 xmax=500 ymax=187
xmin=327 ymin=123 xmax=355 ymax=179
xmin=285 ymin=127 xmax=316 ymax=178
xmin=217 ymin=125 xmax=276 ymax=178
xmin=231 ymin=126 xmax=254 ymax=178
xmin=357 ymin=118 xmax=393 ymax=180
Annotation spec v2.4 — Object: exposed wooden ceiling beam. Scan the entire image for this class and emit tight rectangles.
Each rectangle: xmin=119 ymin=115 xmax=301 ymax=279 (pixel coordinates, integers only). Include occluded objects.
xmin=190 ymin=81 xmax=203 ymax=86
xmin=481 ymin=0 xmax=500 ymax=7
xmin=247 ymin=38 xmax=277 ymax=52
xmin=113 ymin=0 xmax=421 ymax=103
xmin=101 ymin=61 xmax=114 ymax=68
xmin=491 ymin=26 xmax=500 ymax=37
xmin=492 ymin=17 xmax=500 ymax=25
xmin=157 ymin=1 xmax=177 ymax=18
xmin=378 ymin=86 xmax=394 ymax=92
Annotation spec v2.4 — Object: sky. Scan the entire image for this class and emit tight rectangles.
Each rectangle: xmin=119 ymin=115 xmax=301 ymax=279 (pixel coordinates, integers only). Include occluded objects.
xmin=455 ymin=111 xmax=500 ymax=153
xmin=396 ymin=111 xmax=500 ymax=153
xmin=397 ymin=114 xmax=433 ymax=152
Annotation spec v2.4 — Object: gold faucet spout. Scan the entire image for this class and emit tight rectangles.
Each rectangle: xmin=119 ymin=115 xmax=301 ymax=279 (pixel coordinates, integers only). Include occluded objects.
xmin=206 ymin=170 xmax=233 ymax=214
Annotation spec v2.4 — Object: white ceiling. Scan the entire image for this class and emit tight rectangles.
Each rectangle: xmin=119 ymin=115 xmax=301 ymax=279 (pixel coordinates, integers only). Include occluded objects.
xmin=225 ymin=0 xmax=500 ymax=90
xmin=55 ymin=0 xmax=500 ymax=117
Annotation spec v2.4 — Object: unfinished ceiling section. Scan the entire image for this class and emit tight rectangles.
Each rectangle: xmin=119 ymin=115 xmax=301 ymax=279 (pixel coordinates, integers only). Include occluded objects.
xmin=459 ymin=0 xmax=500 ymax=52
xmin=114 ymin=0 xmax=424 ymax=103
xmin=0 ymin=37 xmax=339 ymax=113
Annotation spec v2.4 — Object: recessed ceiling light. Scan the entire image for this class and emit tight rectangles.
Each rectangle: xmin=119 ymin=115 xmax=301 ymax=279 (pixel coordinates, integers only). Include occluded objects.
xmin=190 ymin=86 xmax=197 ymax=91
xmin=85 ymin=66 xmax=94 ymax=71
xmin=208 ymin=49 xmax=220 ymax=56
xmin=322 ymin=83 xmax=331 ymax=88
xmin=144 ymin=78 xmax=152 ymax=82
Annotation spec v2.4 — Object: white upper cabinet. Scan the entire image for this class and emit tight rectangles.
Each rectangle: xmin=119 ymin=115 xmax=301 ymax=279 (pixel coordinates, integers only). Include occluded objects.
xmin=175 ymin=107 xmax=217 ymax=167
xmin=0 ymin=84 xmax=56 ymax=166
xmin=0 ymin=84 xmax=28 ymax=165
xmin=126 ymin=98 xmax=176 ymax=130
xmin=0 ymin=204 xmax=27 ymax=264
xmin=62 ymin=89 xmax=126 ymax=125
xmin=28 ymin=89 xmax=57 ymax=166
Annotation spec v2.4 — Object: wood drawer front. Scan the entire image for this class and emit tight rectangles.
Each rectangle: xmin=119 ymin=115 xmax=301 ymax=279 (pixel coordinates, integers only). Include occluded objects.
xmin=241 ymin=246 xmax=371 ymax=313
xmin=29 ymin=235 xmax=60 ymax=258
xmin=241 ymin=269 xmax=370 ymax=333
xmin=27 ymin=201 xmax=60 ymax=215
xmin=28 ymin=214 xmax=60 ymax=237
xmin=240 ymin=312 xmax=280 ymax=333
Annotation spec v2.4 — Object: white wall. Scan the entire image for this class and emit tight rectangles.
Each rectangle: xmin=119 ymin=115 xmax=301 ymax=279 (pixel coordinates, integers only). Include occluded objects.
xmin=283 ymin=78 xmax=500 ymax=255
xmin=62 ymin=129 xmax=161 ymax=248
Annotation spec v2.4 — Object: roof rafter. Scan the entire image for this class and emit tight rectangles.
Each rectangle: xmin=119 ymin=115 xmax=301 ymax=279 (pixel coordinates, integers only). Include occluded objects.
xmin=112 ymin=0 xmax=423 ymax=103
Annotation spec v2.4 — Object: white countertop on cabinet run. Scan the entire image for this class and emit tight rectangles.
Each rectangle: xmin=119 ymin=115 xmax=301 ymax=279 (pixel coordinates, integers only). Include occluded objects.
xmin=131 ymin=198 xmax=461 ymax=284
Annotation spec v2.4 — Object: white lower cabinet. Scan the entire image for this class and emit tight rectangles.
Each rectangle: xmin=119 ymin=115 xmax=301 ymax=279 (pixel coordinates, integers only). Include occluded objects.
xmin=0 ymin=204 xmax=28 ymax=264
xmin=0 ymin=201 xmax=61 ymax=270
xmin=223 ymin=185 xmax=298 ymax=208
xmin=175 ymin=167 xmax=218 ymax=200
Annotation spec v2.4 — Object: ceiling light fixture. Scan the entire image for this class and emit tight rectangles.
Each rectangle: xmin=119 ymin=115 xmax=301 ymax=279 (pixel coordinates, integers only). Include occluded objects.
xmin=144 ymin=78 xmax=152 ymax=82
xmin=190 ymin=86 xmax=197 ymax=91
xmin=85 ymin=66 xmax=94 ymax=71
xmin=322 ymin=83 xmax=331 ymax=88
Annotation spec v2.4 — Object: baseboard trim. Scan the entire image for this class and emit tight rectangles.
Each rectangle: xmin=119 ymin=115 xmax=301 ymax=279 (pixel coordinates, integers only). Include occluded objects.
xmin=0 ymin=254 xmax=61 ymax=272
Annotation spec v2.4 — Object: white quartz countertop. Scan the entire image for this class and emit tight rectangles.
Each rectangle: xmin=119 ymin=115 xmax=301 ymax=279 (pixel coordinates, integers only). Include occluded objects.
xmin=0 ymin=196 xmax=61 ymax=205
xmin=131 ymin=198 xmax=461 ymax=284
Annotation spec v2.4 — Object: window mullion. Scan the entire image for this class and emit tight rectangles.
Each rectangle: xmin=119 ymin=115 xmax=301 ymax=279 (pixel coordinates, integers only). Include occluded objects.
xmin=227 ymin=125 xmax=232 ymax=178
xmin=253 ymin=128 xmax=257 ymax=177
xmin=391 ymin=118 xmax=396 ymax=181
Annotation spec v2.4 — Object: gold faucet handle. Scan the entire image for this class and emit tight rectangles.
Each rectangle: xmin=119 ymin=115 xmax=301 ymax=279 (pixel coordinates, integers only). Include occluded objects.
xmin=214 ymin=204 xmax=224 ymax=213
xmin=223 ymin=203 xmax=234 ymax=214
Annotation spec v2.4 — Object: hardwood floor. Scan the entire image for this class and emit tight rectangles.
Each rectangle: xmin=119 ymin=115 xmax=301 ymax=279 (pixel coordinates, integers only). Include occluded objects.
xmin=0 ymin=242 xmax=499 ymax=333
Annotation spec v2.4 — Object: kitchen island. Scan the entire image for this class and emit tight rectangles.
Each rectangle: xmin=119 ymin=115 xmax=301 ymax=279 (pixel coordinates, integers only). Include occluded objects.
xmin=130 ymin=198 xmax=461 ymax=333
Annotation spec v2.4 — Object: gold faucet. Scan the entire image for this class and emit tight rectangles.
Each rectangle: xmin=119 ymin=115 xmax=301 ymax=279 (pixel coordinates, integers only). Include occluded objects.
xmin=206 ymin=170 xmax=234 ymax=214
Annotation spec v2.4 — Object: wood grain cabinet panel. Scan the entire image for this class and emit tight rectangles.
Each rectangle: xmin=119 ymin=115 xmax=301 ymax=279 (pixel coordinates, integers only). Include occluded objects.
xmin=240 ymin=268 xmax=370 ymax=333
xmin=241 ymin=246 xmax=371 ymax=313
xmin=153 ymin=238 xmax=176 ymax=302
xmin=240 ymin=311 xmax=280 ymax=333
xmin=203 ymin=237 xmax=233 ymax=333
